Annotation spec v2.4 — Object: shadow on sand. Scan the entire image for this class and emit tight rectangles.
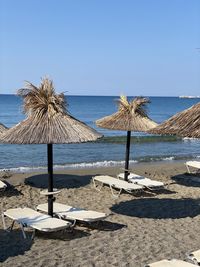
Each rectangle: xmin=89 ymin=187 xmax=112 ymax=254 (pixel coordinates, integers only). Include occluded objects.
xmin=0 ymin=227 xmax=93 ymax=263
xmin=0 ymin=184 xmax=22 ymax=198
xmin=0 ymin=229 xmax=33 ymax=262
xmin=35 ymin=228 xmax=91 ymax=241
xmin=25 ymin=173 xmax=92 ymax=189
xmin=171 ymin=173 xmax=200 ymax=188
xmin=111 ymin=197 xmax=200 ymax=219
xmin=79 ymin=219 xmax=127 ymax=232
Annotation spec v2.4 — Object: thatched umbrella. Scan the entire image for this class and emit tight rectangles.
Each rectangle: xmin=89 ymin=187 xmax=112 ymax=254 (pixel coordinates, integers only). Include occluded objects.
xmin=96 ymin=96 xmax=158 ymax=181
xmin=0 ymin=78 xmax=102 ymax=216
xmin=149 ymin=102 xmax=200 ymax=138
xmin=0 ymin=123 xmax=8 ymax=134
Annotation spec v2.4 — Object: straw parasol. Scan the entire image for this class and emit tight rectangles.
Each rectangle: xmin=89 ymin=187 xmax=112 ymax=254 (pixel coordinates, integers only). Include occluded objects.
xmin=96 ymin=96 xmax=158 ymax=180
xmin=149 ymin=102 xmax=200 ymax=138
xmin=0 ymin=78 xmax=102 ymax=216
xmin=0 ymin=123 xmax=8 ymax=134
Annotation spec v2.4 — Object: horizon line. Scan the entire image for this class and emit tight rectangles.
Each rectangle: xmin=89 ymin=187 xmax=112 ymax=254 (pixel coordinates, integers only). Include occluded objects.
xmin=0 ymin=93 xmax=185 ymax=97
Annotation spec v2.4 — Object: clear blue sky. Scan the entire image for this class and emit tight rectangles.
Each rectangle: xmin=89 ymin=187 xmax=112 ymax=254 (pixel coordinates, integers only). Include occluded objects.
xmin=0 ymin=0 xmax=199 ymax=96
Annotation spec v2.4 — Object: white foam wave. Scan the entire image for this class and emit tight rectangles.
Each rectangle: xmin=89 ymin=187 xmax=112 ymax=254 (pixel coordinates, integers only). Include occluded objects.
xmin=183 ymin=137 xmax=199 ymax=141
xmin=0 ymin=166 xmax=47 ymax=173
xmin=55 ymin=160 xmax=138 ymax=169
xmin=162 ymin=156 xmax=175 ymax=161
xmin=0 ymin=160 xmax=138 ymax=173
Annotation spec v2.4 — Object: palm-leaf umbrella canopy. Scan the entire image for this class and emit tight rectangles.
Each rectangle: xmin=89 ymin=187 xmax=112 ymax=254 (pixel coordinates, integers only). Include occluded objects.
xmin=0 ymin=123 xmax=8 ymax=134
xmin=96 ymin=96 xmax=158 ymax=180
xmin=0 ymin=78 xmax=102 ymax=215
xmin=149 ymin=102 xmax=200 ymax=138
xmin=0 ymin=79 xmax=101 ymax=144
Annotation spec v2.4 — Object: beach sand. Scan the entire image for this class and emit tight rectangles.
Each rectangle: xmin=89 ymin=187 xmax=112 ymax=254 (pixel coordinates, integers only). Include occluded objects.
xmin=1 ymin=161 xmax=200 ymax=267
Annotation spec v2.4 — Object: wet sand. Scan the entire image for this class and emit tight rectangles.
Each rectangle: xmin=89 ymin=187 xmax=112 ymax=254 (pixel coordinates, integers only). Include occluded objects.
xmin=1 ymin=161 xmax=200 ymax=267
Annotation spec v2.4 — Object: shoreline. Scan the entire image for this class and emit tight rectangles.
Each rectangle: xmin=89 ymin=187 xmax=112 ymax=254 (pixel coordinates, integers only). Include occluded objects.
xmin=0 ymin=158 xmax=190 ymax=176
xmin=0 ymin=159 xmax=192 ymax=189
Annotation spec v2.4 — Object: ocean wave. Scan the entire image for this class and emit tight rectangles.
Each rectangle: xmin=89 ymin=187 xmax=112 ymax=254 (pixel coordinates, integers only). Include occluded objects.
xmin=183 ymin=137 xmax=200 ymax=142
xmin=1 ymin=155 xmax=197 ymax=173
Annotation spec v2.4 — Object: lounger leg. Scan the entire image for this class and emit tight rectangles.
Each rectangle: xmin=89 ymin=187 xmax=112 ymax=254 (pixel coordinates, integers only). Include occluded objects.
xmin=57 ymin=214 xmax=76 ymax=228
xmin=20 ymin=223 xmax=27 ymax=239
xmin=9 ymin=221 xmax=15 ymax=231
xmin=110 ymin=184 xmax=122 ymax=198
xmin=1 ymin=213 xmax=7 ymax=230
xmin=70 ymin=219 xmax=76 ymax=228
xmin=1 ymin=214 xmax=15 ymax=232
xmin=186 ymin=164 xmax=191 ymax=173
xmin=93 ymin=178 xmax=103 ymax=191
xmin=31 ymin=229 xmax=35 ymax=240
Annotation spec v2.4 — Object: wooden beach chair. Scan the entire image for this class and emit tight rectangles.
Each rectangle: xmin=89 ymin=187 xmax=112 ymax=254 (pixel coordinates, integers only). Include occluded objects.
xmin=185 ymin=161 xmax=200 ymax=173
xmin=188 ymin=249 xmax=200 ymax=265
xmin=93 ymin=175 xmax=143 ymax=197
xmin=2 ymin=207 xmax=72 ymax=239
xmin=37 ymin=202 xmax=109 ymax=225
xmin=117 ymin=172 xmax=164 ymax=190
xmin=0 ymin=180 xmax=7 ymax=191
xmin=145 ymin=259 xmax=196 ymax=267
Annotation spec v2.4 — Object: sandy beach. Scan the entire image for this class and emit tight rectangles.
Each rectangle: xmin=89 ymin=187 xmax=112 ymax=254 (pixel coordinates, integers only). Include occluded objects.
xmin=1 ymin=161 xmax=200 ymax=267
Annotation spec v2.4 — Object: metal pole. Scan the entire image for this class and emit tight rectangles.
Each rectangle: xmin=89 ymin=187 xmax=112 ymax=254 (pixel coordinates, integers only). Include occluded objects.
xmin=124 ymin=131 xmax=131 ymax=181
xmin=47 ymin=143 xmax=53 ymax=216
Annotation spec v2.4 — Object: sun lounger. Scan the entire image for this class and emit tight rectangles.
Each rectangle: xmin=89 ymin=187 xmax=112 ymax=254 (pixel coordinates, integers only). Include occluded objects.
xmin=2 ymin=207 xmax=72 ymax=239
xmin=93 ymin=175 xmax=143 ymax=197
xmin=185 ymin=161 xmax=200 ymax=173
xmin=37 ymin=202 xmax=109 ymax=225
xmin=118 ymin=173 xmax=164 ymax=190
xmin=145 ymin=259 xmax=196 ymax=267
xmin=0 ymin=180 xmax=7 ymax=190
xmin=188 ymin=249 xmax=200 ymax=265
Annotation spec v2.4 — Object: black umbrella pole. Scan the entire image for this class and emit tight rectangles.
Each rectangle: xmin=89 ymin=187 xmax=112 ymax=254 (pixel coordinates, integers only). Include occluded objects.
xmin=47 ymin=144 xmax=53 ymax=216
xmin=124 ymin=131 xmax=131 ymax=181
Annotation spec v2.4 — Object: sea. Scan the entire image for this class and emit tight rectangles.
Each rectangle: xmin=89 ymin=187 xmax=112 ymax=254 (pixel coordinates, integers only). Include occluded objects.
xmin=0 ymin=94 xmax=200 ymax=173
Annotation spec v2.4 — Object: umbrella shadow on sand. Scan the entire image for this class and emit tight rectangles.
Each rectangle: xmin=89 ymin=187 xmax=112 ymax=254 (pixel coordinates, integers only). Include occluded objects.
xmin=111 ymin=198 xmax=200 ymax=219
xmin=25 ymin=173 xmax=92 ymax=189
xmin=0 ymin=229 xmax=32 ymax=262
xmin=171 ymin=173 xmax=200 ymax=188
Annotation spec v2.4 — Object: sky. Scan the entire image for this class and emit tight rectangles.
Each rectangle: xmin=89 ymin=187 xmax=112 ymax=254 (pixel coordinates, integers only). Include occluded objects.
xmin=0 ymin=0 xmax=199 ymax=96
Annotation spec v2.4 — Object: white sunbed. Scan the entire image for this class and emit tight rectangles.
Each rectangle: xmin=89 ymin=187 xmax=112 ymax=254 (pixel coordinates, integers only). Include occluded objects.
xmin=0 ymin=180 xmax=7 ymax=190
xmin=185 ymin=161 xmax=200 ymax=173
xmin=2 ymin=207 xmax=72 ymax=239
xmin=188 ymin=249 xmax=200 ymax=265
xmin=145 ymin=259 xmax=196 ymax=267
xmin=37 ymin=202 xmax=109 ymax=225
xmin=93 ymin=175 xmax=143 ymax=197
xmin=118 ymin=173 xmax=164 ymax=189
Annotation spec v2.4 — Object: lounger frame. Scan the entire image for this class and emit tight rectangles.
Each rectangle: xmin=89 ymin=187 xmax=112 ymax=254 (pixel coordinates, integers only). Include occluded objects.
xmin=187 ymin=249 xmax=200 ymax=265
xmin=145 ymin=258 xmax=197 ymax=266
xmin=117 ymin=173 xmax=165 ymax=191
xmin=93 ymin=175 xmax=143 ymax=197
xmin=185 ymin=161 xmax=200 ymax=174
xmin=2 ymin=212 xmax=36 ymax=239
xmin=1 ymin=207 xmax=72 ymax=239
xmin=0 ymin=180 xmax=7 ymax=191
xmin=37 ymin=202 xmax=109 ymax=226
